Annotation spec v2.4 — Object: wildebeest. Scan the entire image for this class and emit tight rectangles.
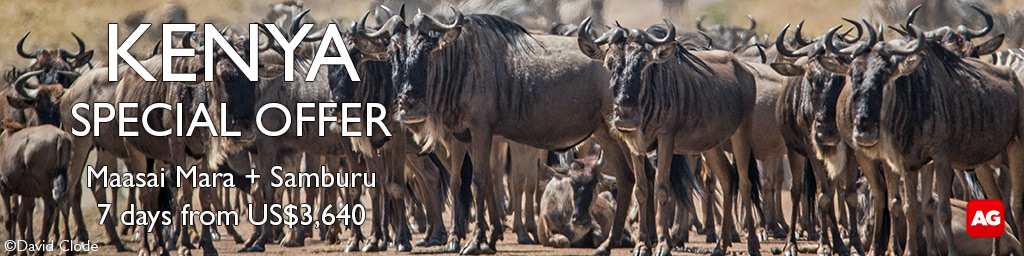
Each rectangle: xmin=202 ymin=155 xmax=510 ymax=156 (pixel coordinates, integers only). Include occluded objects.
xmin=370 ymin=0 xmax=604 ymax=31
xmin=578 ymin=18 xmax=759 ymax=256
xmin=352 ymin=7 xmax=638 ymax=255
xmin=822 ymin=22 xmax=1024 ymax=255
xmin=0 ymin=124 xmax=72 ymax=256
xmin=8 ymin=32 xmax=93 ymax=87
xmin=538 ymin=154 xmax=627 ymax=248
xmin=769 ymin=20 xmax=886 ymax=256
xmin=696 ymin=15 xmax=759 ymax=50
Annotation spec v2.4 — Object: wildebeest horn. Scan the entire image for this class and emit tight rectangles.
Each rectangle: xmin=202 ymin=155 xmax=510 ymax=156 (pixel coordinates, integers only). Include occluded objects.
xmin=12 ymin=70 xmax=43 ymax=99
xmin=864 ymin=19 xmax=878 ymax=47
xmin=824 ymin=25 xmax=855 ymax=56
xmin=888 ymin=25 xmax=925 ymax=56
xmin=958 ymin=5 xmax=992 ymax=39
xmin=746 ymin=15 xmax=756 ymax=31
xmin=906 ymin=4 xmax=922 ymax=27
xmin=290 ymin=9 xmax=312 ymax=37
xmin=358 ymin=10 xmax=404 ymax=39
xmin=182 ymin=31 xmax=204 ymax=53
xmin=697 ymin=30 xmax=713 ymax=49
xmin=151 ymin=40 xmax=163 ymax=58
xmin=696 ymin=15 xmax=707 ymax=32
xmin=17 ymin=32 xmax=41 ymax=59
xmin=597 ymin=151 xmax=605 ymax=166
xmin=649 ymin=18 xmax=675 ymax=45
xmin=418 ymin=5 xmax=466 ymax=33
xmin=579 ymin=17 xmax=623 ymax=45
xmin=377 ymin=5 xmax=394 ymax=24
xmin=840 ymin=18 xmax=863 ymax=43
xmin=792 ymin=20 xmax=811 ymax=47
xmin=888 ymin=25 xmax=908 ymax=37
xmin=59 ymin=33 xmax=86 ymax=59
xmin=775 ymin=24 xmax=804 ymax=57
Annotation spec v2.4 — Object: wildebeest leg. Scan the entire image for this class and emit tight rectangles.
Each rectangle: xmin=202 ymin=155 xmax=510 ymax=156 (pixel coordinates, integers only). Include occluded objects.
xmin=591 ymin=131 xmax=635 ymax=256
xmin=444 ymin=143 xmax=471 ymax=253
xmin=930 ymin=157 xmax=956 ymax=256
xmin=282 ymin=154 xmax=318 ymax=247
xmin=628 ymin=154 xmax=655 ymax=256
xmin=652 ymin=133 xmax=678 ymax=256
xmin=918 ymin=164 xmax=938 ymax=255
xmin=522 ymin=150 xmax=540 ymax=242
xmin=2 ymin=195 xmax=13 ymax=254
xmin=462 ymin=131 xmax=504 ymax=255
xmin=242 ymin=144 xmax=278 ymax=252
xmin=842 ymin=155 xmax=866 ymax=255
xmin=93 ymin=149 xmax=129 ymax=251
xmin=383 ymin=148 xmax=413 ymax=252
xmin=703 ymin=148 xmax=738 ymax=256
xmin=122 ymin=186 xmax=138 ymax=236
xmin=975 ymin=166 xmax=1014 ymax=238
xmin=901 ymin=167 xmax=925 ymax=256
xmin=782 ymin=152 xmax=804 ymax=255
xmin=856 ymin=153 xmax=888 ymax=256
xmin=125 ymin=151 xmax=161 ymax=256
xmin=809 ymin=158 xmax=847 ymax=255
xmin=729 ymin=132 xmax=760 ymax=255
xmin=70 ymin=185 xmax=90 ymax=243
xmin=341 ymin=155 xmax=366 ymax=252
xmin=362 ymin=156 xmax=387 ymax=252
xmin=883 ymin=166 xmax=906 ymax=255
xmin=38 ymin=198 xmax=55 ymax=251
xmin=760 ymin=156 xmax=786 ymax=239
xmin=701 ymin=161 xmax=718 ymax=242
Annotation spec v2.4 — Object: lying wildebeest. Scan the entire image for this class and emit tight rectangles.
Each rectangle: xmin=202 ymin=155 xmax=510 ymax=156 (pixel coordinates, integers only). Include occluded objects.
xmin=578 ymin=18 xmax=759 ymax=256
xmin=822 ymin=21 xmax=1024 ymax=255
xmin=353 ymin=7 xmax=637 ymax=255
xmin=0 ymin=124 xmax=72 ymax=255
xmin=538 ymin=154 xmax=628 ymax=248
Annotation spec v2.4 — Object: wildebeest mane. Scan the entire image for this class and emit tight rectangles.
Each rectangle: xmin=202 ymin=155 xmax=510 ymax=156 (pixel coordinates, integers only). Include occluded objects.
xmin=425 ymin=14 xmax=539 ymax=126
xmin=637 ymin=37 xmax=714 ymax=132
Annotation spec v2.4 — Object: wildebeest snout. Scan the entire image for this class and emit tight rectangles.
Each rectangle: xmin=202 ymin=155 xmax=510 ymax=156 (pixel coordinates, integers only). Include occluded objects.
xmin=396 ymin=95 xmax=427 ymax=124
xmin=612 ymin=105 xmax=640 ymax=132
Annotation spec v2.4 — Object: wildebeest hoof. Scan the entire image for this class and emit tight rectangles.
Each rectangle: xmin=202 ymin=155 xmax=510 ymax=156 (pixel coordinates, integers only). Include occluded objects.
xmin=343 ymin=242 xmax=360 ymax=253
xmin=654 ymin=243 xmax=671 ymax=256
xmin=705 ymin=233 xmax=718 ymax=243
xmin=410 ymin=224 xmax=423 ymax=233
xmin=202 ymin=250 xmax=218 ymax=256
xmin=709 ymin=248 xmax=726 ymax=256
xmin=633 ymin=246 xmax=651 ymax=256
xmin=281 ymin=240 xmax=304 ymax=247
xmin=479 ymin=243 xmax=496 ymax=254
xmin=396 ymin=243 xmax=413 ymax=252
xmin=771 ymin=247 xmax=782 ymax=255
xmin=460 ymin=244 xmax=482 ymax=255
xmin=517 ymin=236 xmax=537 ymax=244
xmin=416 ymin=239 xmax=427 ymax=246
xmin=593 ymin=247 xmax=611 ymax=256
xmin=422 ymin=238 xmax=444 ymax=247
xmin=361 ymin=243 xmax=381 ymax=252
xmin=210 ymin=233 xmax=220 ymax=241
xmin=444 ymin=241 xmax=462 ymax=252
xmin=247 ymin=244 xmax=265 ymax=252
xmin=748 ymin=249 xmax=762 ymax=256
xmin=177 ymin=247 xmax=192 ymax=256
xmin=138 ymin=249 xmax=151 ymax=256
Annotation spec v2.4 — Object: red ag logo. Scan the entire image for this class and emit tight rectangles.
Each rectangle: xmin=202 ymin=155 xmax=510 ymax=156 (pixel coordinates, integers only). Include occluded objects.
xmin=967 ymin=199 xmax=1005 ymax=238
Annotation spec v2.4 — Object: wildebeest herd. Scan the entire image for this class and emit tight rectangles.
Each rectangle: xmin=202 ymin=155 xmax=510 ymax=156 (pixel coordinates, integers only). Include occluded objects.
xmin=4 ymin=0 xmax=1024 ymax=256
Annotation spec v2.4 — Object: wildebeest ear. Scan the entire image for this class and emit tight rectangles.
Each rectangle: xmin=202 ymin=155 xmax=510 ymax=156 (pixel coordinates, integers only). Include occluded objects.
xmin=816 ymin=56 xmax=849 ymax=74
xmin=770 ymin=63 xmax=805 ymax=76
xmin=6 ymin=94 xmax=34 ymax=109
xmin=975 ymin=34 xmax=1004 ymax=56
xmin=259 ymin=64 xmax=285 ymax=78
xmin=577 ymin=38 xmax=605 ymax=60
xmin=435 ymin=27 xmax=462 ymax=51
xmin=896 ymin=54 xmax=923 ymax=77
xmin=650 ymin=43 xmax=676 ymax=63
xmin=547 ymin=165 xmax=570 ymax=178
xmin=71 ymin=50 xmax=95 ymax=68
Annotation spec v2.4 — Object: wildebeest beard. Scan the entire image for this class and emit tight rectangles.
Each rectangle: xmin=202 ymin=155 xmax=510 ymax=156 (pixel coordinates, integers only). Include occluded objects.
xmin=391 ymin=14 xmax=538 ymax=152
xmin=330 ymin=44 xmax=398 ymax=154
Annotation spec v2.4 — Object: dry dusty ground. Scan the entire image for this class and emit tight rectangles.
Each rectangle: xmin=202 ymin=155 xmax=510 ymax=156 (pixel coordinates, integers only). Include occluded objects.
xmin=4 ymin=186 xmax=831 ymax=256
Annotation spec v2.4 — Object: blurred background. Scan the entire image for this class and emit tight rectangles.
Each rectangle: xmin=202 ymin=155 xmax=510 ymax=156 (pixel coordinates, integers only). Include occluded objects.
xmin=0 ymin=0 xmax=1021 ymax=68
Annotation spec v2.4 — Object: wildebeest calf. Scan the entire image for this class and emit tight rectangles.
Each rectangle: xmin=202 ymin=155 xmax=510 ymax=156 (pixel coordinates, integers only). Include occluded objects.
xmin=538 ymin=154 xmax=629 ymax=248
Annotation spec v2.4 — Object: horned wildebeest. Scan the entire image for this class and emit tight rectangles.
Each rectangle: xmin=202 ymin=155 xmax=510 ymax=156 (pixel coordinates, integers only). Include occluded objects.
xmin=371 ymin=0 xmax=604 ymax=31
xmin=538 ymin=153 xmax=628 ymax=248
xmin=103 ymin=30 xmax=280 ymax=256
xmin=769 ymin=20 xmax=891 ymax=256
xmin=353 ymin=7 xmax=638 ymax=255
xmin=9 ymin=32 xmax=93 ymax=88
xmin=820 ymin=21 xmax=1024 ymax=255
xmin=0 ymin=124 xmax=72 ymax=256
xmin=696 ymin=15 xmax=759 ymax=50
xmin=578 ymin=17 xmax=761 ymax=256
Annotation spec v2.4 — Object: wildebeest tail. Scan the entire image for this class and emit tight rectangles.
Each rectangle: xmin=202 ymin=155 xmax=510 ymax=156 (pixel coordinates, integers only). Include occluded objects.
xmin=52 ymin=136 xmax=71 ymax=204
xmin=964 ymin=171 xmax=986 ymax=200
xmin=456 ymin=153 xmax=474 ymax=216
xmin=669 ymin=154 xmax=701 ymax=215
xmin=803 ymin=158 xmax=816 ymax=215
xmin=747 ymin=151 xmax=764 ymax=221
xmin=427 ymin=152 xmax=451 ymax=207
